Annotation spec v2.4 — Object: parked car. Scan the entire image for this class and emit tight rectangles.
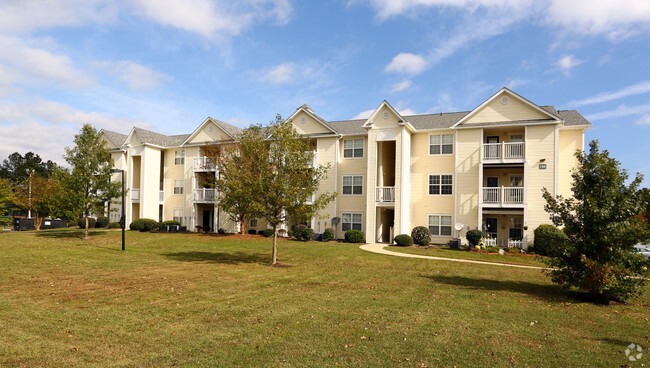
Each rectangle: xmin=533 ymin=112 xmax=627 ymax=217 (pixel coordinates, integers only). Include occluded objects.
xmin=632 ymin=244 xmax=650 ymax=259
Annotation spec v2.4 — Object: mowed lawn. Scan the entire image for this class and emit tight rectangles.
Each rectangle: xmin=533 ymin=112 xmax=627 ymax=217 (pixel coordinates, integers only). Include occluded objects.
xmin=0 ymin=230 xmax=648 ymax=367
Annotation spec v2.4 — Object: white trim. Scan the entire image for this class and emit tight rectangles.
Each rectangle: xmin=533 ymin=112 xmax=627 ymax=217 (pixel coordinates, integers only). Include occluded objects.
xmin=182 ymin=117 xmax=237 ymax=146
xmin=428 ymin=133 xmax=454 ymax=156
xmin=341 ymin=174 xmax=364 ymax=196
xmin=400 ymin=127 xmax=411 ymax=234
xmin=173 ymin=179 xmax=184 ymax=195
xmin=341 ymin=211 xmax=363 ymax=232
xmin=427 ymin=214 xmax=453 ymax=237
xmin=453 ymin=130 xmax=458 ymax=234
xmin=334 ymin=136 xmax=340 ymax=217
xmin=362 ymin=100 xmax=405 ymax=129
xmin=428 ymin=173 xmax=453 ymax=196
xmin=452 ymin=120 xmax=560 ymax=130
xmin=342 ymin=138 xmax=365 ymax=159
xmin=554 ymin=125 xmax=559 ymax=196
xmin=285 ymin=107 xmax=337 ymax=135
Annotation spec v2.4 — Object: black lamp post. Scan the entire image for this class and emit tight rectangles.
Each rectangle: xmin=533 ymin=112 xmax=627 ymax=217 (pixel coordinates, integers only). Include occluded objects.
xmin=110 ymin=169 xmax=126 ymax=251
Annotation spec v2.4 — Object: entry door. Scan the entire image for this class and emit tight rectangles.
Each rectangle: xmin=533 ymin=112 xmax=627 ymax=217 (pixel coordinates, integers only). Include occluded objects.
xmin=202 ymin=210 xmax=211 ymax=231
xmin=486 ymin=136 xmax=499 ymax=158
xmin=485 ymin=218 xmax=498 ymax=240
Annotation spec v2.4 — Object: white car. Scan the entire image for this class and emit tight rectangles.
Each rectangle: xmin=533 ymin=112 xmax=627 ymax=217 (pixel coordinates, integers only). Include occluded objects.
xmin=632 ymin=244 xmax=650 ymax=259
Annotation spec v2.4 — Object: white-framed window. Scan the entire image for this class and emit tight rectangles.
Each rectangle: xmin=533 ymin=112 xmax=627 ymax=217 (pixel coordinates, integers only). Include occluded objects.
xmin=429 ymin=134 xmax=453 ymax=155
xmin=429 ymin=174 xmax=452 ymax=195
xmin=510 ymin=134 xmax=524 ymax=142
xmin=428 ymin=215 xmax=452 ymax=236
xmin=509 ymin=175 xmax=523 ymax=187
xmin=342 ymin=175 xmax=363 ymax=195
xmin=343 ymin=139 xmax=364 ymax=158
xmin=173 ymin=208 xmax=183 ymax=224
xmin=250 ymin=218 xmax=258 ymax=228
xmin=173 ymin=179 xmax=184 ymax=195
xmin=174 ymin=150 xmax=185 ymax=165
xmin=341 ymin=212 xmax=363 ymax=232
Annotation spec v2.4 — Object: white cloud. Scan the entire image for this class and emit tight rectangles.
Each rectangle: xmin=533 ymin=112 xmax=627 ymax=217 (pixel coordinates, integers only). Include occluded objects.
xmin=0 ymin=36 xmax=92 ymax=89
xmin=352 ymin=109 xmax=375 ymax=120
xmin=634 ymin=114 xmax=650 ymax=125
xmin=398 ymin=107 xmax=417 ymax=116
xmin=556 ymin=55 xmax=583 ymax=76
xmin=505 ymin=78 xmax=530 ymax=90
xmin=569 ymin=81 xmax=650 ymax=106
xmin=260 ymin=62 xmax=297 ymax=85
xmin=0 ymin=122 xmax=76 ymax=165
xmin=92 ymin=60 xmax=172 ymax=90
xmin=391 ymin=80 xmax=412 ymax=93
xmin=586 ymin=103 xmax=650 ymax=120
xmin=546 ymin=0 xmax=650 ymax=36
xmin=385 ymin=53 xmax=427 ymax=75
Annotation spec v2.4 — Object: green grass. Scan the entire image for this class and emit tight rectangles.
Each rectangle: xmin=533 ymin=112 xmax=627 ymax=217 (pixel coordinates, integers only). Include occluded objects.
xmin=386 ymin=245 xmax=548 ymax=267
xmin=1 ymin=230 xmax=649 ymax=367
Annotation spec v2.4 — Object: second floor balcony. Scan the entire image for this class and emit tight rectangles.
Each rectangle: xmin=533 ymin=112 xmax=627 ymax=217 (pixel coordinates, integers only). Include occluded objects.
xmin=376 ymin=186 xmax=395 ymax=204
xmin=193 ymin=188 xmax=216 ymax=203
xmin=482 ymin=186 xmax=524 ymax=206
xmin=131 ymin=188 xmax=140 ymax=201
xmin=482 ymin=142 xmax=525 ymax=163
xmin=193 ymin=157 xmax=215 ymax=171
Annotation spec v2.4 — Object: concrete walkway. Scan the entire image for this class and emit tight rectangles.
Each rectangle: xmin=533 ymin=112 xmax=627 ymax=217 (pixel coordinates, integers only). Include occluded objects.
xmin=359 ymin=243 xmax=548 ymax=270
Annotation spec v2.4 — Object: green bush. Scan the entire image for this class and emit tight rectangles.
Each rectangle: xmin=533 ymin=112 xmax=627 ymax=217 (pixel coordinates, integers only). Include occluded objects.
xmin=295 ymin=225 xmax=314 ymax=241
xmin=345 ymin=229 xmax=365 ymax=243
xmin=394 ymin=234 xmax=413 ymax=247
xmin=108 ymin=222 xmax=121 ymax=229
xmin=322 ymin=228 xmax=334 ymax=241
xmin=534 ymin=224 xmax=568 ymax=257
xmin=248 ymin=229 xmax=257 ymax=235
xmin=78 ymin=217 xmax=96 ymax=229
xmin=411 ymin=226 xmax=431 ymax=246
xmin=95 ymin=216 xmax=109 ymax=228
xmin=287 ymin=230 xmax=295 ymax=238
xmin=130 ymin=218 xmax=158 ymax=232
xmin=261 ymin=228 xmax=275 ymax=238
xmin=465 ymin=229 xmax=483 ymax=246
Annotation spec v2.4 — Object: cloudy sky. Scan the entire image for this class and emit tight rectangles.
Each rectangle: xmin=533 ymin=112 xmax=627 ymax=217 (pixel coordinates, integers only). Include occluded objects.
xmin=1 ymin=0 xmax=649 ymax=185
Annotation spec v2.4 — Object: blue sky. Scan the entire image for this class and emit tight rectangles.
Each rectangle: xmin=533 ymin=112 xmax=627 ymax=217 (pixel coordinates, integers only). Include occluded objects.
xmin=1 ymin=0 xmax=649 ymax=186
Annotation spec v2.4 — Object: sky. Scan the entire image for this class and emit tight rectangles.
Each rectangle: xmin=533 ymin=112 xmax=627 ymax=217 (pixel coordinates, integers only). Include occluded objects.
xmin=0 ymin=0 xmax=649 ymax=186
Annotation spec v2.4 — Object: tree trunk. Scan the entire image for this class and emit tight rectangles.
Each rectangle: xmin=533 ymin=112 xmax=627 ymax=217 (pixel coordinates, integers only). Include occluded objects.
xmin=34 ymin=215 xmax=42 ymax=231
xmin=271 ymin=224 xmax=278 ymax=265
xmin=240 ymin=214 xmax=246 ymax=235
xmin=84 ymin=214 xmax=89 ymax=240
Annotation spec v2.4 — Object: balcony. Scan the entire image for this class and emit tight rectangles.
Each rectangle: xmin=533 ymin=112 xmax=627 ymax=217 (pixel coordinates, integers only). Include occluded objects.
xmin=482 ymin=187 xmax=524 ymax=206
xmin=131 ymin=188 xmax=140 ymax=201
xmin=193 ymin=188 xmax=216 ymax=203
xmin=193 ymin=157 xmax=215 ymax=171
xmin=159 ymin=191 xmax=164 ymax=203
xmin=482 ymin=142 xmax=525 ymax=163
xmin=376 ymin=186 xmax=395 ymax=204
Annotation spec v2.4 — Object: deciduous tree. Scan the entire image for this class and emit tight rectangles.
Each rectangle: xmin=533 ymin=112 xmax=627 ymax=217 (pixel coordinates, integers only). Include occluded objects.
xmin=0 ymin=178 xmax=13 ymax=225
xmin=0 ymin=152 xmax=56 ymax=183
xmin=542 ymin=140 xmax=649 ymax=302
xmin=64 ymin=124 xmax=121 ymax=239
xmin=14 ymin=175 xmax=56 ymax=230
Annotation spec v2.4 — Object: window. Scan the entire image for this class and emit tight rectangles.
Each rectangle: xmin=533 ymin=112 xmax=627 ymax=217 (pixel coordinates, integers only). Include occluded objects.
xmin=343 ymin=139 xmax=364 ymax=158
xmin=429 ymin=174 xmax=452 ymax=195
xmin=173 ymin=179 xmax=184 ymax=195
xmin=250 ymin=218 xmax=258 ymax=228
xmin=429 ymin=134 xmax=453 ymax=155
xmin=342 ymin=212 xmax=362 ymax=231
xmin=174 ymin=150 xmax=185 ymax=165
xmin=173 ymin=208 xmax=183 ymax=224
xmin=428 ymin=215 xmax=452 ymax=236
xmin=342 ymin=175 xmax=363 ymax=195
xmin=509 ymin=176 xmax=523 ymax=187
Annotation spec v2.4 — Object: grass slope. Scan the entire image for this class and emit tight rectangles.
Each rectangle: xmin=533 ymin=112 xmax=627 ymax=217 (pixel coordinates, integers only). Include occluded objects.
xmin=0 ymin=230 xmax=648 ymax=367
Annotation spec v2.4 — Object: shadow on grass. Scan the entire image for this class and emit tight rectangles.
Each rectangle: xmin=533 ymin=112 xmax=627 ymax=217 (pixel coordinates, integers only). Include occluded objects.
xmin=423 ymin=274 xmax=581 ymax=304
xmin=34 ymin=230 xmax=109 ymax=239
xmin=162 ymin=251 xmax=269 ymax=265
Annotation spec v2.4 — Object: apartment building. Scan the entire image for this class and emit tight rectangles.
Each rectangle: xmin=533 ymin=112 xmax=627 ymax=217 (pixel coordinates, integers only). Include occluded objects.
xmin=101 ymin=88 xmax=591 ymax=247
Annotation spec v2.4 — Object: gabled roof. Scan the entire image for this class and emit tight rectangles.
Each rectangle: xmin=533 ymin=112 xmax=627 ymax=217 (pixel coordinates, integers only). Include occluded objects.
xmin=452 ymin=87 xmax=563 ymax=128
xmin=181 ymin=117 xmax=243 ymax=146
xmin=362 ymin=100 xmax=405 ymax=128
xmin=100 ymin=129 xmax=128 ymax=149
xmin=286 ymin=104 xmax=337 ymax=135
xmin=130 ymin=127 xmax=189 ymax=147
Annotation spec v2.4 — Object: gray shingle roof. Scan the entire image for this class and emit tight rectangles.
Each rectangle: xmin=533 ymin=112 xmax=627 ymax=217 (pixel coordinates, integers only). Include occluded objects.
xmin=101 ymin=129 xmax=128 ymax=148
xmin=557 ymin=110 xmax=593 ymax=127
xmin=209 ymin=118 xmax=244 ymax=139
xmin=404 ymin=111 xmax=470 ymax=130
xmin=325 ymin=119 xmax=367 ymax=135
xmin=133 ymin=127 xmax=190 ymax=147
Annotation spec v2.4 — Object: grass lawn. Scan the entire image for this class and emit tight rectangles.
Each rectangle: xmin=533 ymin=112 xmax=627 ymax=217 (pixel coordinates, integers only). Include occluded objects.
xmin=386 ymin=245 xmax=548 ymax=267
xmin=1 ymin=230 xmax=649 ymax=367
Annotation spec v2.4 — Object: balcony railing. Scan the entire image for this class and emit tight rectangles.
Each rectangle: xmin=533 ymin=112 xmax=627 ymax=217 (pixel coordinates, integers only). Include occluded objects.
xmin=376 ymin=186 xmax=395 ymax=203
xmin=193 ymin=188 xmax=216 ymax=203
xmin=482 ymin=142 xmax=525 ymax=161
xmin=193 ymin=156 xmax=215 ymax=171
xmin=131 ymin=188 xmax=140 ymax=201
xmin=159 ymin=191 xmax=164 ymax=203
xmin=482 ymin=187 xmax=524 ymax=205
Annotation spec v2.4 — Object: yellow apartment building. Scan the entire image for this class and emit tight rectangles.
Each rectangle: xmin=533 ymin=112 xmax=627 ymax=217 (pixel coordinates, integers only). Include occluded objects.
xmin=100 ymin=88 xmax=591 ymax=248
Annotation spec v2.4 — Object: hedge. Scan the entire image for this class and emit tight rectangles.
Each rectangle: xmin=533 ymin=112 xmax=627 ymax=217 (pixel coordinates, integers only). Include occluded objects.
xmin=322 ymin=228 xmax=334 ymax=241
xmin=465 ymin=229 xmax=483 ymax=246
xmin=78 ymin=217 xmax=96 ymax=229
xmin=534 ymin=224 xmax=568 ymax=257
xmin=345 ymin=229 xmax=365 ymax=243
xmin=394 ymin=234 xmax=413 ymax=247
xmin=130 ymin=218 xmax=158 ymax=232
xmin=95 ymin=216 xmax=110 ymax=228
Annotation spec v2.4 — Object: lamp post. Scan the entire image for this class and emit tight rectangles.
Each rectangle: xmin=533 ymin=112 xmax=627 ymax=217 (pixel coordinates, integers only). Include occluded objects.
xmin=110 ymin=169 xmax=126 ymax=251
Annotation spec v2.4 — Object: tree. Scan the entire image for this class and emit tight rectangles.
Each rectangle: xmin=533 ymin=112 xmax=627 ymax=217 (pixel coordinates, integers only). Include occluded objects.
xmin=542 ymin=140 xmax=650 ymax=302
xmin=14 ymin=174 xmax=57 ymax=230
xmin=206 ymin=142 xmax=259 ymax=234
xmin=0 ymin=178 xmax=14 ymax=225
xmin=215 ymin=116 xmax=335 ymax=265
xmin=0 ymin=152 xmax=56 ymax=183
xmin=64 ymin=124 xmax=121 ymax=239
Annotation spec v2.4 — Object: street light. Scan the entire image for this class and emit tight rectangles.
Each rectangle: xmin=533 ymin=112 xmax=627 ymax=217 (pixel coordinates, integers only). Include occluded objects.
xmin=110 ymin=169 xmax=126 ymax=251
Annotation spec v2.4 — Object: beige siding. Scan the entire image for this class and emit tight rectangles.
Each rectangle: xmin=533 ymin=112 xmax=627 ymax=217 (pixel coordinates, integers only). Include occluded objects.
xmin=314 ymin=137 xmax=338 ymax=224
xmin=525 ymin=125 xmax=557 ymax=234
xmin=558 ymin=129 xmax=584 ymax=198
xmin=290 ymin=111 xmax=333 ymax=135
xmin=455 ymin=129 xmax=482 ymax=233
xmin=465 ymin=92 xmax=550 ymax=125
xmin=186 ymin=122 xmax=231 ymax=144
xmin=163 ymin=148 xmax=187 ymax=224
xmin=409 ymin=131 xmax=455 ymax=236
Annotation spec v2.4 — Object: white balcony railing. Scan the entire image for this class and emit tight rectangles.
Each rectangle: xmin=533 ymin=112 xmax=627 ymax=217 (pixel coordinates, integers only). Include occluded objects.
xmin=193 ymin=188 xmax=216 ymax=202
xmin=159 ymin=191 xmax=164 ymax=203
xmin=193 ymin=156 xmax=215 ymax=171
xmin=482 ymin=142 xmax=525 ymax=161
xmin=376 ymin=186 xmax=395 ymax=203
xmin=482 ymin=187 xmax=524 ymax=205
xmin=131 ymin=188 xmax=140 ymax=201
